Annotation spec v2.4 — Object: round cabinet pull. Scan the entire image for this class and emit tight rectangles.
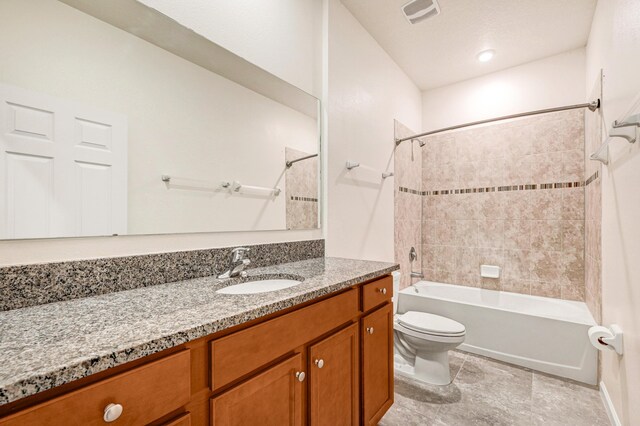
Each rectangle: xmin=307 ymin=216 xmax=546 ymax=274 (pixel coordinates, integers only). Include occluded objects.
xmin=295 ymin=371 xmax=306 ymax=382
xmin=315 ymin=359 xmax=324 ymax=369
xmin=378 ymin=288 xmax=387 ymax=295
xmin=103 ymin=403 xmax=123 ymax=423
xmin=366 ymin=327 xmax=375 ymax=335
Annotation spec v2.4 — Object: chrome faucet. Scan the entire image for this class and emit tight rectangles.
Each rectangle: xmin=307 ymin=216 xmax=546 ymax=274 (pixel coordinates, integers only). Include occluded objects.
xmin=217 ymin=247 xmax=251 ymax=279
xmin=409 ymin=246 xmax=424 ymax=279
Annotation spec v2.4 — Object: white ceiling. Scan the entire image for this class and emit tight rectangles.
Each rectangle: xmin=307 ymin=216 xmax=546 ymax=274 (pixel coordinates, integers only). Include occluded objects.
xmin=340 ymin=0 xmax=597 ymax=90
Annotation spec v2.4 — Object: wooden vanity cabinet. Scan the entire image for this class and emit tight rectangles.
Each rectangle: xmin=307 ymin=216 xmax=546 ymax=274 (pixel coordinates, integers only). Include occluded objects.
xmin=0 ymin=275 xmax=394 ymax=426
xmin=362 ymin=303 xmax=394 ymax=425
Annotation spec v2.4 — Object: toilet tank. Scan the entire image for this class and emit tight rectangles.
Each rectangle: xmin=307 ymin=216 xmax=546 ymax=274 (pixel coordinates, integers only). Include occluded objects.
xmin=392 ymin=271 xmax=401 ymax=314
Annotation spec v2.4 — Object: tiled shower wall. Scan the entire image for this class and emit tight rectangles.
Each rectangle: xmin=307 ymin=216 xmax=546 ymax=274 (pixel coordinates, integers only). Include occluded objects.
xmin=285 ymin=147 xmax=319 ymax=230
xmin=395 ymin=109 xmax=592 ymax=300
xmin=394 ymin=121 xmax=423 ymax=290
xmin=420 ymin=109 xmax=586 ymax=300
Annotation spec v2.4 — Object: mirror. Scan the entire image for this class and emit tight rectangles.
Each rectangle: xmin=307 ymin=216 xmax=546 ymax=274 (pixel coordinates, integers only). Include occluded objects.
xmin=0 ymin=0 xmax=321 ymax=239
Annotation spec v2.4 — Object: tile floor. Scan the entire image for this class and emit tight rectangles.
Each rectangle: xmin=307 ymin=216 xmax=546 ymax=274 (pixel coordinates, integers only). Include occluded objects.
xmin=379 ymin=351 xmax=610 ymax=426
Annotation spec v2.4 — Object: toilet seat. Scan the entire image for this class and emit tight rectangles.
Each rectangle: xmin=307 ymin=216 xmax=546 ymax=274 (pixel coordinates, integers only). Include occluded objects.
xmin=397 ymin=311 xmax=465 ymax=337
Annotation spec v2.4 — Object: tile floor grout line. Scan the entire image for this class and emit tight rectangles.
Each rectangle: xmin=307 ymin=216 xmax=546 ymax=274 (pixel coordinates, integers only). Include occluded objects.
xmin=530 ymin=369 xmax=535 ymax=424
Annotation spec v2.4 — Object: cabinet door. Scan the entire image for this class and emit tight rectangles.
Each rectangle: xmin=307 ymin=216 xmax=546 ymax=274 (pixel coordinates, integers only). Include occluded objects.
xmin=210 ymin=354 xmax=304 ymax=426
xmin=361 ymin=303 xmax=394 ymax=425
xmin=309 ymin=323 xmax=359 ymax=425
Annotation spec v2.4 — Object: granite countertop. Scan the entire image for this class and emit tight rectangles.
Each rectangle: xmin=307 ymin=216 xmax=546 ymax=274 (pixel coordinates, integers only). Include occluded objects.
xmin=0 ymin=257 xmax=398 ymax=405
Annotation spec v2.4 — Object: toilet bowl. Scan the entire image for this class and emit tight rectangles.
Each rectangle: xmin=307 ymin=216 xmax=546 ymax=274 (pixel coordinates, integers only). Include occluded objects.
xmin=392 ymin=273 xmax=466 ymax=385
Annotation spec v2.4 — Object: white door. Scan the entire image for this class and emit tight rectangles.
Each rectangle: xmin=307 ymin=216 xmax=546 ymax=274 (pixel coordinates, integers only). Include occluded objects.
xmin=0 ymin=84 xmax=127 ymax=239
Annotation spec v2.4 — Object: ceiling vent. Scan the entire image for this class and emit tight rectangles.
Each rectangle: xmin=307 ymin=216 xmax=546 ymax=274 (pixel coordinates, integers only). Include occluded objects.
xmin=402 ymin=0 xmax=441 ymax=24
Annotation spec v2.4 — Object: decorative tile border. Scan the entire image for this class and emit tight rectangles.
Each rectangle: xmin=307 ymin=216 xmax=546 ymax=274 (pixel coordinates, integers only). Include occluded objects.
xmin=399 ymin=179 xmax=589 ymax=198
xmin=398 ymin=186 xmax=425 ymax=195
xmin=585 ymin=171 xmax=599 ymax=187
xmin=290 ymin=196 xmax=319 ymax=202
xmin=0 ymin=239 xmax=325 ymax=311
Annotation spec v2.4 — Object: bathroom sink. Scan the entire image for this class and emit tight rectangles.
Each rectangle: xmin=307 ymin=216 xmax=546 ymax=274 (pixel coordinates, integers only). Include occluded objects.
xmin=216 ymin=278 xmax=303 ymax=295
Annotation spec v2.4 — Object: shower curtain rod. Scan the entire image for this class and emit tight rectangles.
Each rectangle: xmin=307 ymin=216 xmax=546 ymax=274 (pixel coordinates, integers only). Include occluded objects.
xmin=395 ymin=99 xmax=600 ymax=146
xmin=286 ymin=153 xmax=318 ymax=168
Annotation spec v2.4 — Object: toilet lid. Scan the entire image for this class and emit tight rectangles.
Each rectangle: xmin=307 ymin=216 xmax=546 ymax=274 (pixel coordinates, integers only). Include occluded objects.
xmin=398 ymin=311 xmax=465 ymax=336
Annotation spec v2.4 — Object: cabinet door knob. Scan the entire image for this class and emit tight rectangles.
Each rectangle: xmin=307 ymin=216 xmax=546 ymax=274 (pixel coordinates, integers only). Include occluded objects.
xmin=366 ymin=327 xmax=374 ymax=334
xmin=103 ymin=403 xmax=123 ymax=422
xmin=295 ymin=371 xmax=306 ymax=382
xmin=378 ymin=287 xmax=387 ymax=295
xmin=315 ymin=359 xmax=324 ymax=368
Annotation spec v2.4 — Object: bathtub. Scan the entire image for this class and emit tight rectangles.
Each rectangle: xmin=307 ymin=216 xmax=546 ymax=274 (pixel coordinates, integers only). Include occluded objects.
xmin=398 ymin=281 xmax=598 ymax=385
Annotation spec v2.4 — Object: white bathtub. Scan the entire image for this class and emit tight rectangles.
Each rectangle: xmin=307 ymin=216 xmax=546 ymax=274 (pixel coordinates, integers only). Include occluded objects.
xmin=398 ymin=281 xmax=598 ymax=385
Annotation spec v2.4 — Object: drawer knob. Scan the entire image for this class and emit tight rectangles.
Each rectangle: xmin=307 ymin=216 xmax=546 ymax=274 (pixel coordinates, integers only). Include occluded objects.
xmin=315 ymin=359 xmax=324 ymax=369
xmin=366 ymin=327 xmax=374 ymax=335
xmin=378 ymin=287 xmax=387 ymax=295
xmin=295 ymin=371 xmax=306 ymax=382
xmin=103 ymin=403 xmax=123 ymax=423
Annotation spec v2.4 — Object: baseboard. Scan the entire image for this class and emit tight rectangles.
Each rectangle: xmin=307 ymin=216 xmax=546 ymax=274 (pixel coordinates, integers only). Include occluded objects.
xmin=600 ymin=381 xmax=622 ymax=426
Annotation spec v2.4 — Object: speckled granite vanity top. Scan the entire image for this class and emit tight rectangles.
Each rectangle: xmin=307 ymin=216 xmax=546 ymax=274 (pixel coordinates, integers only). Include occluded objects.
xmin=0 ymin=257 xmax=397 ymax=405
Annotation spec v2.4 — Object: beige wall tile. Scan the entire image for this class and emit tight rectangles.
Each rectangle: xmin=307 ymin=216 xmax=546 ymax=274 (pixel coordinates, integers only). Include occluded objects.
xmin=563 ymin=282 xmax=586 ymax=301
xmin=562 ymin=149 xmax=585 ymax=181
xmin=562 ymin=220 xmax=585 ymax=252
xmin=477 ymin=157 xmax=505 ymax=187
xmin=505 ymin=192 xmax=531 ymax=220
xmin=529 ymin=190 xmax=562 ymax=220
xmin=561 ymin=188 xmax=585 ymax=220
xmin=456 ymin=162 xmax=479 ymax=188
xmin=531 ymin=220 xmax=562 ymax=251
xmin=530 ymin=250 xmax=563 ymax=282
xmin=455 ymin=220 xmax=479 ymax=247
xmin=531 ymin=153 xmax=564 ymax=182
xmin=531 ymin=280 xmax=562 ymax=298
xmin=504 ymin=155 xmax=532 ymax=184
xmin=504 ymin=220 xmax=531 ymax=250
xmin=478 ymin=192 xmax=506 ymax=220
xmin=503 ymin=249 xmax=531 ymax=280
xmin=478 ymin=220 xmax=504 ymax=249
xmin=501 ymin=279 xmax=532 ymax=295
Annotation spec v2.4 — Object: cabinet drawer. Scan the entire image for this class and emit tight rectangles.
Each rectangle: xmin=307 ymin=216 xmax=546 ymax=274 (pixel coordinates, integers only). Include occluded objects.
xmin=211 ymin=289 xmax=358 ymax=390
xmin=0 ymin=350 xmax=191 ymax=426
xmin=362 ymin=276 xmax=392 ymax=312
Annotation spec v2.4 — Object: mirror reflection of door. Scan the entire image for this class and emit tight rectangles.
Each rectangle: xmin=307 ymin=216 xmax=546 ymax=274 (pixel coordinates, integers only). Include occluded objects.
xmin=0 ymin=84 xmax=127 ymax=239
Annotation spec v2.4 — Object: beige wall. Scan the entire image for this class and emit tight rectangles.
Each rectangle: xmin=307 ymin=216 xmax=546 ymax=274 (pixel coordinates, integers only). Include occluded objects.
xmin=422 ymin=49 xmax=587 ymax=131
xmin=325 ymin=0 xmax=422 ymax=262
xmin=586 ymin=0 xmax=640 ymax=424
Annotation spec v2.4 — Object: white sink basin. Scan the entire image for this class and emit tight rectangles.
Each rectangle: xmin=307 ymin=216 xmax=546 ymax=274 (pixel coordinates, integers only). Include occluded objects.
xmin=216 ymin=279 xmax=302 ymax=295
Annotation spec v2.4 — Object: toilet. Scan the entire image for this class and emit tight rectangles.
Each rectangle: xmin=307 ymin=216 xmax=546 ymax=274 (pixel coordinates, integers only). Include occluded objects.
xmin=392 ymin=272 xmax=466 ymax=385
